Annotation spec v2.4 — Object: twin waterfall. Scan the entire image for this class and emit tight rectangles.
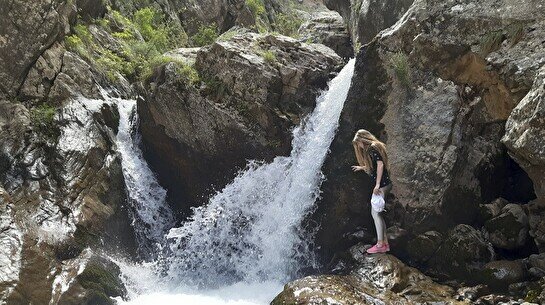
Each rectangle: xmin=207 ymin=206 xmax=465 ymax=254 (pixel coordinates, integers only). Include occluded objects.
xmin=112 ymin=59 xmax=356 ymax=304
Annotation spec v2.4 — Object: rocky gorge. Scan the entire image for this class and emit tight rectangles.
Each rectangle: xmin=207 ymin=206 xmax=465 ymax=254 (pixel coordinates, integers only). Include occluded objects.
xmin=0 ymin=0 xmax=544 ymax=305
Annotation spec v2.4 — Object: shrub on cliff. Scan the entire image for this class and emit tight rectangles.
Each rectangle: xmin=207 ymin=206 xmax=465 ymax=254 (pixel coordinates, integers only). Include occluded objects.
xmin=64 ymin=7 xmax=187 ymax=82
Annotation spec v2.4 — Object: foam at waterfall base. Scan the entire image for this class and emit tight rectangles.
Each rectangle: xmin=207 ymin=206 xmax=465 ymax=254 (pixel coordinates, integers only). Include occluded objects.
xmin=114 ymin=281 xmax=283 ymax=305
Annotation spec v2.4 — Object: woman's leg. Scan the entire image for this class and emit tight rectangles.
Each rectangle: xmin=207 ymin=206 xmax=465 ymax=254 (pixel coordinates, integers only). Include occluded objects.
xmin=371 ymin=207 xmax=385 ymax=245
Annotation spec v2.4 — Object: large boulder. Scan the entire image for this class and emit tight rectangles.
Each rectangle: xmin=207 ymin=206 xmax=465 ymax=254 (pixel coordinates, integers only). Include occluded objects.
xmin=428 ymin=224 xmax=494 ymax=281
xmin=138 ymin=32 xmax=342 ymax=213
xmin=324 ymin=0 xmax=414 ymax=45
xmin=484 ymin=203 xmax=530 ymax=250
xmin=503 ymin=65 xmax=545 ymax=251
xmin=480 ymin=260 xmax=528 ymax=291
xmin=314 ymin=0 xmax=545 ymax=263
xmin=406 ymin=230 xmax=443 ymax=263
xmin=272 ymin=248 xmax=458 ymax=304
xmin=0 ymin=0 xmax=76 ymax=97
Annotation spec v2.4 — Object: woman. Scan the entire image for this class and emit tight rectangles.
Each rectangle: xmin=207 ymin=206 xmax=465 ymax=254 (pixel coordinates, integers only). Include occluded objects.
xmin=351 ymin=129 xmax=392 ymax=254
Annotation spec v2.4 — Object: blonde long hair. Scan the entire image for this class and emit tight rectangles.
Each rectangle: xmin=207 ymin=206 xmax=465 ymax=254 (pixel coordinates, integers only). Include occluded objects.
xmin=352 ymin=129 xmax=389 ymax=173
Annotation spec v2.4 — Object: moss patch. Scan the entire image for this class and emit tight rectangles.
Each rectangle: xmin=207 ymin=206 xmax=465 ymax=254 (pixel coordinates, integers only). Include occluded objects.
xmin=30 ymin=103 xmax=60 ymax=141
xmin=77 ymin=261 xmax=125 ymax=305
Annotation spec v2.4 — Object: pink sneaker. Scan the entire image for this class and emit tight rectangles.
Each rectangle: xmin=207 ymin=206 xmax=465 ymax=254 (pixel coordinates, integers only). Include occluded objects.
xmin=366 ymin=243 xmax=388 ymax=254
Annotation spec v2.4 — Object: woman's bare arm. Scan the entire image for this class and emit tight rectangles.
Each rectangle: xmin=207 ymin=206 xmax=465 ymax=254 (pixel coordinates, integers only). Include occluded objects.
xmin=374 ymin=161 xmax=384 ymax=194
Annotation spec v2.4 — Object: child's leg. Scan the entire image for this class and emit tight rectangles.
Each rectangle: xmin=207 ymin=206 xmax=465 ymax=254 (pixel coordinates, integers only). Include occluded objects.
xmin=371 ymin=208 xmax=385 ymax=245
xmin=379 ymin=184 xmax=392 ymax=244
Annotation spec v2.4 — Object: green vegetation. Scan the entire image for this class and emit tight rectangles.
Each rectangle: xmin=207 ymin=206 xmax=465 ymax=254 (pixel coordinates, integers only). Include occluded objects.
xmin=525 ymin=279 xmax=544 ymax=303
xmin=78 ymin=262 xmax=125 ymax=305
xmin=65 ymin=8 xmax=187 ymax=82
xmin=139 ymin=55 xmax=201 ymax=85
xmin=190 ymin=25 xmax=219 ymax=47
xmin=246 ymin=0 xmax=266 ymax=17
xmin=218 ymin=28 xmax=240 ymax=42
xmin=261 ymin=50 xmax=277 ymax=64
xmin=30 ymin=103 xmax=60 ymax=140
xmin=479 ymin=30 xmax=504 ymax=55
xmin=389 ymin=51 xmax=411 ymax=88
xmin=274 ymin=13 xmax=303 ymax=38
xmin=202 ymin=75 xmax=229 ymax=99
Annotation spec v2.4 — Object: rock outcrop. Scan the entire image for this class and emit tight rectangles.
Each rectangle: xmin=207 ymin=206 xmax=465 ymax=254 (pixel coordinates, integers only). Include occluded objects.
xmin=315 ymin=0 xmax=545 ymax=292
xmin=273 ymin=244 xmax=460 ymax=305
xmin=0 ymin=0 xmax=76 ymax=98
xmin=484 ymin=203 xmax=530 ymax=250
xmin=428 ymin=224 xmax=495 ymax=280
xmin=323 ymin=0 xmax=414 ymax=45
xmin=0 ymin=96 xmax=134 ymax=304
xmin=138 ymin=32 xmax=342 ymax=213
xmin=298 ymin=11 xmax=353 ymax=58
xmin=503 ymin=65 xmax=545 ymax=252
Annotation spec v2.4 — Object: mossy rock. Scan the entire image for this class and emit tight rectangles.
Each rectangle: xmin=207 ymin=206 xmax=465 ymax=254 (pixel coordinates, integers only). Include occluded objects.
xmin=76 ymin=258 xmax=126 ymax=304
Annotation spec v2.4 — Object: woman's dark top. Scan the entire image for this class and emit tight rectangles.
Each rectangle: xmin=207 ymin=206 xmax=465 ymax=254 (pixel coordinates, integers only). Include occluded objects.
xmin=369 ymin=147 xmax=391 ymax=188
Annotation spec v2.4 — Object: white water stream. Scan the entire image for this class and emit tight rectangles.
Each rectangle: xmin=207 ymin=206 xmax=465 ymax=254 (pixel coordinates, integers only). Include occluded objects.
xmin=113 ymin=59 xmax=356 ymax=304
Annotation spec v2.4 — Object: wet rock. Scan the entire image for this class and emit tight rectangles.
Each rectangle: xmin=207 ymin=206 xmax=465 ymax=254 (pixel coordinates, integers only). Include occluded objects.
xmin=0 ymin=0 xmax=76 ymax=97
xmin=429 ymin=224 xmax=494 ymax=281
xmin=480 ymin=260 xmax=528 ymax=291
xmin=456 ymin=285 xmax=490 ymax=302
xmin=57 ymin=254 xmax=127 ymax=305
xmin=528 ymin=253 xmax=545 ymax=277
xmin=406 ymin=230 xmax=443 ymax=263
xmin=138 ymin=32 xmax=342 ymax=213
xmin=0 ymin=97 xmax=135 ymax=303
xmin=484 ymin=203 xmax=530 ymax=250
xmin=298 ymin=11 xmax=353 ymax=58
xmin=273 ymin=251 xmax=458 ymax=305
xmin=324 ymin=0 xmax=414 ymax=45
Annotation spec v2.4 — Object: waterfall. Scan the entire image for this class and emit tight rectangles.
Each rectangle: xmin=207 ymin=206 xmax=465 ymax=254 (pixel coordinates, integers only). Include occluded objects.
xmin=116 ymin=99 xmax=174 ymax=257
xmin=115 ymin=58 xmax=355 ymax=304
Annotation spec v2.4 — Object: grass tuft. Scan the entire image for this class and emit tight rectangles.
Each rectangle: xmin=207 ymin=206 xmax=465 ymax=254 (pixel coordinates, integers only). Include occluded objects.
xmin=388 ymin=51 xmax=411 ymax=88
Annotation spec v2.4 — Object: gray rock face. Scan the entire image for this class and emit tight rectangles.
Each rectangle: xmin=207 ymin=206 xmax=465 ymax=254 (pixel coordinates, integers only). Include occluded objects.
xmin=315 ymin=0 xmax=545 ymax=266
xmin=324 ymin=0 xmax=414 ymax=45
xmin=0 ymin=0 xmax=76 ymax=97
xmin=428 ymin=224 xmax=494 ymax=281
xmin=272 ymin=248 xmax=458 ymax=305
xmin=20 ymin=47 xmax=102 ymax=103
xmin=138 ymin=32 xmax=342 ymax=213
xmin=484 ymin=203 xmax=530 ymax=250
xmin=298 ymin=11 xmax=353 ymax=58
xmin=503 ymin=65 xmax=545 ymax=251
